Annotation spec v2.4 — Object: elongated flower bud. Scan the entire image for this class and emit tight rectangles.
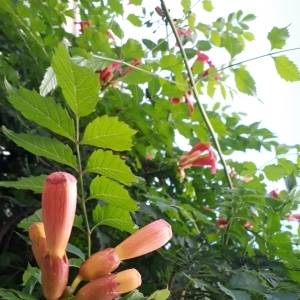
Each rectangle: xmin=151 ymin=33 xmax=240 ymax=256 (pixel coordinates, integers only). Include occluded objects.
xmin=79 ymin=248 xmax=121 ymax=280
xmin=114 ymin=219 xmax=172 ymax=260
xmin=42 ymin=253 xmax=69 ymax=300
xmin=28 ymin=222 xmax=48 ymax=269
xmin=75 ymin=269 xmax=141 ymax=300
xmin=42 ymin=172 xmax=77 ymax=259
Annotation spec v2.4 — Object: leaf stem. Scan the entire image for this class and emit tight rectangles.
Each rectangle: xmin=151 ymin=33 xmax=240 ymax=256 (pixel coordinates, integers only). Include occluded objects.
xmin=75 ymin=116 xmax=92 ymax=257
xmin=160 ymin=0 xmax=233 ymax=190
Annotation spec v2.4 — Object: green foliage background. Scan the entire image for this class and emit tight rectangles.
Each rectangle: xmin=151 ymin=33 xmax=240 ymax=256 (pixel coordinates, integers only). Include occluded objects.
xmin=0 ymin=0 xmax=300 ymax=299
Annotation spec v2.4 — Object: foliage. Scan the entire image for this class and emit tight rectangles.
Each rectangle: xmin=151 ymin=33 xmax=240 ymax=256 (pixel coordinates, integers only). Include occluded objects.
xmin=0 ymin=0 xmax=300 ymax=299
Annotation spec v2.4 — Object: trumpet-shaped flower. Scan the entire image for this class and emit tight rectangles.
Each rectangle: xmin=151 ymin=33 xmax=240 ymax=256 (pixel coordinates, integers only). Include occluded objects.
xmin=42 ymin=172 xmax=77 ymax=259
xmin=28 ymin=222 xmax=48 ymax=269
xmin=179 ymin=142 xmax=216 ymax=178
xmin=78 ymin=219 xmax=172 ymax=281
xmin=42 ymin=253 xmax=69 ymax=300
xmin=75 ymin=269 xmax=141 ymax=300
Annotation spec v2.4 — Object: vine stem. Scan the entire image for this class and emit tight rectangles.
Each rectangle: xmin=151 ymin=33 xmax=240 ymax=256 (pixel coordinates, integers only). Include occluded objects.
xmin=160 ymin=0 xmax=233 ymax=190
xmin=75 ymin=116 xmax=92 ymax=257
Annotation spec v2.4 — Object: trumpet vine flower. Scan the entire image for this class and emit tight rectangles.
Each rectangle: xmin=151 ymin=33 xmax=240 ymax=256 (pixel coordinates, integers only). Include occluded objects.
xmin=75 ymin=269 xmax=141 ymax=300
xmin=78 ymin=219 xmax=172 ymax=281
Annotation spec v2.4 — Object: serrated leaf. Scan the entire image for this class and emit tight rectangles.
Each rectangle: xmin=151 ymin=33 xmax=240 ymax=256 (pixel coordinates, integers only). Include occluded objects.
xmin=263 ymin=164 xmax=285 ymax=181
xmin=0 ymin=175 xmax=46 ymax=194
xmin=81 ymin=115 xmax=136 ymax=151
xmin=89 ymin=176 xmax=137 ymax=211
xmin=210 ymin=30 xmax=221 ymax=46
xmin=39 ymin=66 xmax=57 ymax=96
xmin=66 ymin=243 xmax=85 ymax=260
xmin=18 ymin=209 xmax=42 ymax=231
xmin=23 ymin=263 xmax=41 ymax=285
xmin=52 ymin=43 xmax=100 ymax=117
xmin=122 ymin=39 xmax=144 ymax=59
xmin=85 ymin=53 xmax=118 ymax=71
xmin=218 ymin=283 xmax=251 ymax=300
xmin=273 ymin=55 xmax=300 ymax=82
xmin=2 ymin=127 xmax=77 ymax=169
xmin=147 ymin=289 xmax=170 ymax=300
xmin=267 ymin=26 xmax=289 ymax=50
xmin=5 ymin=81 xmax=75 ymax=140
xmin=223 ymin=33 xmax=243 ymax=58
xmin=127 ymin=14 xmax=142 ymax=27
xmin=203 ymin=0 xmax=213 ymax=12
xmin=92 ymin=204 xmax=137 ymax=233
xmin=85 ymin=150 xmax=138 ymax=186
xmin=233 ymin=66 xmax=256 ymax=95
xmin=108 ymin=0 xmax=123 ymax=15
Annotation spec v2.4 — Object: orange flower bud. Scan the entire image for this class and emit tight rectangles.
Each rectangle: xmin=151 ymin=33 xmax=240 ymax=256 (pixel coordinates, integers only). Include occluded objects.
xmin=28 ymin=222 xmax=48 ymax=269
xmin=79 ymin=248 xmax=121 ymax=280
xmin=75 ymin=269 xmax=141 ymax=300
xmin=42 ymin=253 xmax=69 ymax=300
xmin=114 ymin=219 xmax=172 ymax=260
xmin=42 ymin=172 xmax=77 ymax=259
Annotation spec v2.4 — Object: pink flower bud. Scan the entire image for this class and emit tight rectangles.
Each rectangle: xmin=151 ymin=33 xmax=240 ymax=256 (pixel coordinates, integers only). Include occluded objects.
xmin=79 ymin=248 xmax=121 ymax=280
xmin=28 ymin=222 xmax=48 ymax=269
xmin=114 ymin=219 xmax=172 ymax=260
xmin=42 ymin=254 xmax=69 ymax=300
xmin=42 ymin=172 xmax=77 ymax=259
xmin=75 ymin=269 xmax=141 ymax=300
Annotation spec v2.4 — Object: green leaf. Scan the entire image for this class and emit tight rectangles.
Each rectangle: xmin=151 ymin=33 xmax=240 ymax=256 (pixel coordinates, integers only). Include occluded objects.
xmin=18 ymin=209 xmax=42 ymax=231
xmin=241 ymin=14 xmax=256 ymax=22
xmin=202 ymin=0 xmax=213 ymax=12
xmin=0 ymin=175 xmax=46 ymax=194
xmin=188 ymin=13 xmax=196 ymax=30
xmin=218 ymin=283 xmax=251 ymax=300
xmin=122 ymin=39 xmax=144 ymax=59
xmin=267 ymin=26 xmax=289 ymax=50
xmin=39 ymin=66 xmax=57 ymax=96
xmin=85 ymin=150 xmax=138 ymax=186
xmin=52 ymin=43 xmax=100 ymax=117
xmin=66 ymin=243 xmax=85 ymax=261
xmin=73 ymin=215 xmax=84 ymax=231
xmin=272 ymin=55 xmax=300 ymax=82
xmin=5 ymin=81 xmax=75 ymax=140
xmin=81 ymin=115 xmax=136 ymax=151
xmin=0 ymin=288 xmax=37 ymax=300
xmin=210 ymin=30 xmax=221 ymax=46
xmin=233 ymin=66 xmax=256 ymax=95
xmin=108 ymin=0 xmax=123 ymax=14
xmin=147 ymin=289 xmax=170 ymax=300
xmin=121 ymin=65 xmax=153 ymax=84
xmin=91 ymin=32 xmax=113 ymax=54
xmin=160 ymin=55 xmax=183 ymax=75
xmin=2 ymin=127 xmax=77 ymax=169
xmin=69 ymin=258 xmax=84 ymax=268
xmin=127 ymin=14 xmax=142 ymax=27
xmin=243 ymin=32 xmax=255 ymax=41
xmin=196 ymin=40 xmax=212 ymax=51
xmin=88 ymin=176 xmax=138 ymax=211
xmin=129 ymin=0 xmax=142 ymax=4
xmin=223 ymin=33 xmax=243 ymax=58
xmin=22 ymin=263 xmax=41 ymax=285
xmin=263 ymin=164 xmax=285 ymax=181
xmin=181 ymin=0 xmax=191 ymax=13
xmin=92 ymin=204 xmax=137 ymax=233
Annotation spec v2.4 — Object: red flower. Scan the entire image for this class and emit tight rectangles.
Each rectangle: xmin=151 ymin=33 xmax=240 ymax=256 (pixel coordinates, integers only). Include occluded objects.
xmin=170 ymin=91 xmax=194 ymax=117
xmin=194 ymin=51 xmax=220 ymax=81
xmin=106 ymin=30 xmax=115 ymax=40
xmin=97 ymin=62 xmax=121 ymax=83
xmin=176 ymin=28 xmax=193 ymax=46
xmin=178 ymin=142 xmax=216 ymax=178
xmin=269 ymin=189 xmax=280 ymax=198
xmin=74 ymin=21 xmax=90 ymax=33
xmin=287 ymin=213 xmax=300 ymax=221
xmin=244 ymin=221 xmax=253 ymax=229
xmin=216 ymin=217 xmax=227 ymax=228
xmin=120 ymin=59 xmax=142 ymax=78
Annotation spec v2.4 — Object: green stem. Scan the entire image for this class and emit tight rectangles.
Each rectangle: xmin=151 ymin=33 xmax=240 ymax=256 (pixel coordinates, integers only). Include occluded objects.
xmin=75 ymin=116 xmax=92 ymax=257
xmin=160 ymin=0 xmax=233 ymax=190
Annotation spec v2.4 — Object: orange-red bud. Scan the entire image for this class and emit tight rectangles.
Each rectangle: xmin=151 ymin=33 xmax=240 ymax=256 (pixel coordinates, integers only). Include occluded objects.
xmin=79 ymin=248 xmax=121 ymax=280
xmin=28 ymin=222 xmax=48 ymax=269
xmin=114 ymin=219 xmax=172 ymax=260
xmin=75 ymin=269 xmax=141 ymax=300
xmin=42 ymin=172 xmax=77 ymax=259
xmin=42 ymin=253 xmax=69 ymax=300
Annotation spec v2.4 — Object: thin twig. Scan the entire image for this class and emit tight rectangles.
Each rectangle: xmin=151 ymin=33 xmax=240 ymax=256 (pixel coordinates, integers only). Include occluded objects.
xmin=160 ymin=0 xmax=233 ymax=189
